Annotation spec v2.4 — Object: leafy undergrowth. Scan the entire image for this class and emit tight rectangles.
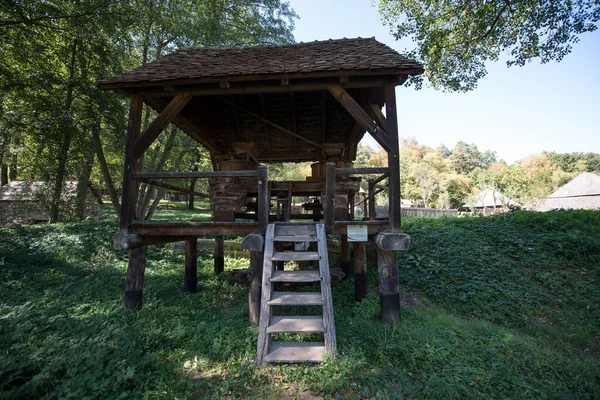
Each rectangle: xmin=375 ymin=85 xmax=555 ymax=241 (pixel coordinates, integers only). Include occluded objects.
xmin=0 ymin=210 xmax=598 ymax=399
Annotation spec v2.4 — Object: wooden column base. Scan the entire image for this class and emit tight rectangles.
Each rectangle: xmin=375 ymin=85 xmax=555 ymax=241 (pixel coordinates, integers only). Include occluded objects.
xmin=376 ymin=248 xmax=400 ymax=324
xmin=124 ymin=246 xmax=147 ymax=311
xmin=248 ymin=251 xmax=264 ymax=326
xmin=242 ymin=234 xmax=265 ymax=326
xmin=214 ymin=235 xmax=224 ymax=275
xmin=353 ymin=242 xmax=367 ymax=301
xmin=375 ymin=232 xmax=410 ymax=324
xmin=184 ymin=237 xmax=198 ymax=293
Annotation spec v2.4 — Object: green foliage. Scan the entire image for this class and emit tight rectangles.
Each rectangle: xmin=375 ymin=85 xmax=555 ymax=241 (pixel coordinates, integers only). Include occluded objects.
xmin=377 ymin=0 xmax=600 ymax=91
xmin=545 ymin=151 xmax=600 ymax=173
xmin=1 ymin=210 xmax=599 ymax=398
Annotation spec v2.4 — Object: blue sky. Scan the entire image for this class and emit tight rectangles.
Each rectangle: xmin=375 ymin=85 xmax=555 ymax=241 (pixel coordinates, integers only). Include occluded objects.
xmin=289 ymin=0 xmax=600 ymax=164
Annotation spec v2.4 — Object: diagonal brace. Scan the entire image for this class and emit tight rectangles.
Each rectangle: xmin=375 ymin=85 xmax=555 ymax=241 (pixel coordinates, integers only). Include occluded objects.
xmin=133 ymin=92 xmax=192 ymax=159
xmin=327 ymin=85 xmax=391 ymax=151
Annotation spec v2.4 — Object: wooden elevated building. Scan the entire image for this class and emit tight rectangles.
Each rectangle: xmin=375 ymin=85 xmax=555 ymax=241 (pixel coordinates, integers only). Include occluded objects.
xmin=99 ymin=37 xmax=423 ymax=363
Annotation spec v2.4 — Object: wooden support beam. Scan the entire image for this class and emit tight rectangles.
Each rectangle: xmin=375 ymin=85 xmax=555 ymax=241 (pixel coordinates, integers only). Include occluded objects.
xmin=184 ymin=237 xmax=198 ymax=293
xmin=120 ymin=94 xmax=143 ymax=235
xmin=246 ymin=239 xmax=264 ymax=326
xmin=375 ymin=242 xmax=400 ymax=324
xmin=134 ymin=170 xmax=258 ymax=179
xmin=353 ymin=242 xmax=367 ymax=301
xmin=133 ymin=92 xmax=192 ymax=159
xmin=325 ymin=162 xmax=336 ymax=233
xmin=340 ymin=234 xmax=350 ymax=277
xmin=257 ymin=166 xmax=269 ymax=236
xmin=143 ymin=96 xmax=219 ymax=155
xmin=112 ymin=234 xmax=185 ymax=250
xmin=336 ymin=167 xmax=389 ymax=175
xmin=321 ymin=91 xmax=327 ymax=151
xmin=137 ymin=178 xmax=209 ymax=198
xmin=327 ymin=85 xmax=391 ymax=151
xmin=369 ymin=104 xmax=388 ymax=132
xmin=222 ymin=98 xmax=322 ymax=149
xmin=258 ymin=94 xmax=272 ymax=153
xmin=384 ymin=83 xmax=401 ymax=231
xmin=124 ymin=246 xmax=147 ymax=311
xmin=368 ymin=179 xmax=376 ymax=221
xmin=291 ymin=92 xmax=297 ymax=149
xmin=214 ymin=236 xmax=224 ymax=275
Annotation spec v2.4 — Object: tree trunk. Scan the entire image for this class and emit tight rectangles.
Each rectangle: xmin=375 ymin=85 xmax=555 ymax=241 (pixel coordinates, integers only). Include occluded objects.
xmin=8 ymin=138 xmax=17 ymax=181
xmin=92 ymin=117 xmax=120 ymax=215
xmin=49 ymin=39 xmax=78 ymax=223
xmin=137 ymin=127 xmax=177 ymax=219
xmin=75 ymin=134 xmax=95 ymax=220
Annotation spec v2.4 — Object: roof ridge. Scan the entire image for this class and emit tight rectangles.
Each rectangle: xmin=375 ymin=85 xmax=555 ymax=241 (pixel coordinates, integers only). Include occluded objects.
xmin=172 ymin=37 xmax=378 ymax=53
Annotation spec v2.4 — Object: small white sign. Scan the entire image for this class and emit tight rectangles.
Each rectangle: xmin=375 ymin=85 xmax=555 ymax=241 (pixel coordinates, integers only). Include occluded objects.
xmin=347 ymin=225 xmax=368 ymax=242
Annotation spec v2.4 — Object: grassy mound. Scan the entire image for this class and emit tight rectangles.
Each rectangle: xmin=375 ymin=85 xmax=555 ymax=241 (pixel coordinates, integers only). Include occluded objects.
xmin=0 ymin=210 xmax=598 ymax=398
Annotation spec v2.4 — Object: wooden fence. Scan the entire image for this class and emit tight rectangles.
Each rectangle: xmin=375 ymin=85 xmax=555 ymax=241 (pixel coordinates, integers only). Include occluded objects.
xmin=375 ymin=205 xmax=457 ymax=218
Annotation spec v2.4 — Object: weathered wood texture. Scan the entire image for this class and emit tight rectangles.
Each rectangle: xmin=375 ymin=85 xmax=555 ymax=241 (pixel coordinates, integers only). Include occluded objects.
xmin=214 ymin=236 xmax=224 ymax=275
xmin=316 ymin=223 xmax=337 ymax=354
xmin=353 ymin=242 xmax=367 ymax=301
xmin=248 ymin=250 xmax=264 ymax=326
xmin=374 ymin=232 xmax=411 ymax=251
xmin=120 ymin=95 xmax=143 ymax=234
xmin=375 ymin=245 xmax=401 ymax=324
xmin=325 ymin=162 xmax=336 ymax=232
xmin=124 ymin=246 xmax=147 ymax=311
xmin=384 ymin=83 xmax=401 ymax=231
xmin=256 ymin=224 xmax=275 ymax=365
xmin=327 ymin=85 xmax=391 ymax=151
xmin=241 ymin=234 xmax=264 ymax=252
xmin=257 ymin=166 xmax=268 ymax=236
xmin=133 ymin=92 xmax=192 ymax=159
xmin=184 ymin=237 xmax=198 ymax=293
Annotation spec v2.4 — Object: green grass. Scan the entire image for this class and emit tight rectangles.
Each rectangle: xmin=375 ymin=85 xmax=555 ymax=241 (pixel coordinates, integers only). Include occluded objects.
xmin=0 ymin=210 xmax=599 ymax=399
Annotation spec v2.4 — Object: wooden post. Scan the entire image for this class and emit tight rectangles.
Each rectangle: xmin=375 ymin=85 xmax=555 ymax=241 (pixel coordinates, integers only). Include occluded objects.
xmin=184 ymin=237 xmax=197 ymax=293
xmin=376 ymin=247 xmax=399 ymax=323
xmin=325 ymin=162 xmax=336 ymax=233
xmin=340 ymin=234 xmax=350 ymax=277
xmin=368 ymin=179 xmax=376 ymax=221
xmin=124 ymin=246 xmax=147 ymax=311
xmin=354 ymin=242 xmax=367 ymax=301
xmin=257 ymin=165 xmax=268 ymax=236
xmin=242 ymin=234 xmax=264 ymax=326
xmin=214 ymin=235 xmax=224 ymax=275
xmin=120 ymin=94 xmax=143 ymax=235
xmin=385 ymin=84 xmax=401 ymax=231
xmin=348 ymin=189 xmax=355 ymax=220
xmin=374 ymin=232 xmax=410 ymax=324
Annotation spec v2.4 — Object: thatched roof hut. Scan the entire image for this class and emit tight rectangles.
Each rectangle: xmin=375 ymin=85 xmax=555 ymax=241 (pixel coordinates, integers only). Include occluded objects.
xmin=538 ymin=172 xmax=600 ymax=211
xmin=0 ymin=181 xmax=100 ymax=224
xmin=460 ymin=189 xmax=520 ymax=215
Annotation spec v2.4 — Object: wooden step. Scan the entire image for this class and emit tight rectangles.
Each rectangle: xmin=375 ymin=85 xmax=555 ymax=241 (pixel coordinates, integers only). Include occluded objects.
xmin=271 ymin=251 xmax=319 ymax=261
xmin=264 ymin=342 xmax=325 ymax=363
xmin=271 ymin=271 xmax=320 ymax=283
xmin=273 ymin=235 xmax=318 ymax=242
xmin=268 ymin=292 xmax=323 ymax=306
xmin=274 ymin=224 xmax=317 ymax=237
xmin=267 ymin=316 xmax=325 ymax=333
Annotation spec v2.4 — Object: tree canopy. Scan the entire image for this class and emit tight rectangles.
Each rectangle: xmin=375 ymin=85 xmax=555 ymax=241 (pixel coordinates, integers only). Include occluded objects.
xmin=377 ymin=0 xmax=600 ymax=91
xmin=0 ymin=0 xmax=297 ymax=221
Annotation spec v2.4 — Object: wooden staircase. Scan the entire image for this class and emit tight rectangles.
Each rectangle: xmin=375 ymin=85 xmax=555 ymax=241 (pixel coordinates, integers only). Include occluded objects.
xmin=256 ymin=222 xmax=336 ymax=365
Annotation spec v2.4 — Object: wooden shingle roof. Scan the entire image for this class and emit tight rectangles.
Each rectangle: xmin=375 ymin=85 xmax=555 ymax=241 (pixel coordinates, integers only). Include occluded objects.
xmin=98 ymin=38 xmax=423 ymax=88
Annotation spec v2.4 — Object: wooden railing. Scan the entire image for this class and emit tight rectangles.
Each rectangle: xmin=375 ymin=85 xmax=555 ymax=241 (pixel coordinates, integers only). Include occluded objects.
xmin=131 ymin=166 xmax=269 ymax=235
xmin=325 ymin=163 xmax=391 ymax=233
